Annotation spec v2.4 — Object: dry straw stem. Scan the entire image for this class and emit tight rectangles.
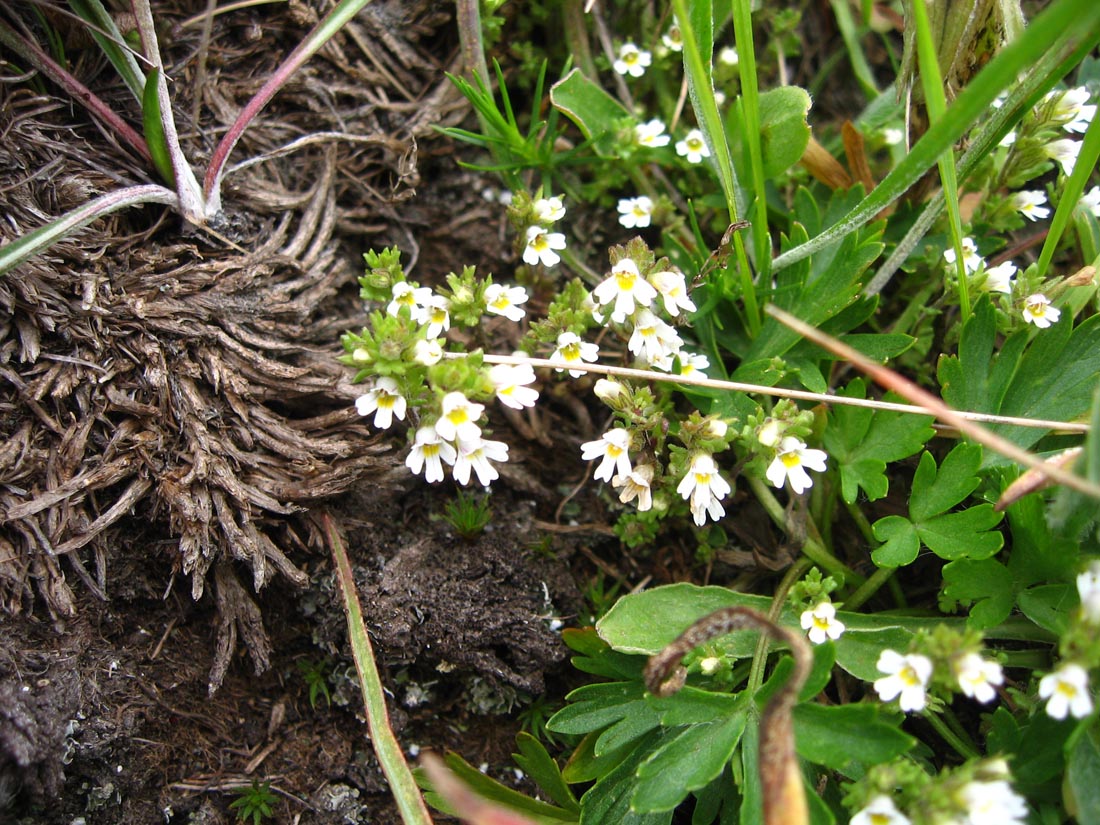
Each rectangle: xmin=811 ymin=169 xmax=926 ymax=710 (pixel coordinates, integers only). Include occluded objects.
xmin=764 ymin=305 xmax=1100 ymax=500
xmin=461 ymin=354 xmax=1090 ymax=434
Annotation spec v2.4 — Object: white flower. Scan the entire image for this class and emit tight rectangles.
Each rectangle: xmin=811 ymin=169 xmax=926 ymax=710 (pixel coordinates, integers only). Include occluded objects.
xmin=413 ymin=338 xmax=443 ymax=365
xmin=765 ymin=437 xmax=828 ymax=494
xmin=635 ymin=119 xmax=671 ymax=148
xmin=674 ymin=351 xmax=710 ymax=377
xmin=523 ymin=225 xmax=566 ymax=267
xmin=717 ymin=46 xmax=739 ymax=66
xmin=1079 ymin=185 xmax=1100 ymax=217
xmin=617 ymin=196 xmax=655 ymax=229
xmin=424 ymin=295 xmax=451 ymax=339
xmin=1040 ymin=663 xmax=1094 ymax=719
xmin=983 ymin=261 xmax=1016 ymax=294
xmin=613 ymin=42 xmax=652 ymax=78
xmin=1010 ymin=190 xmax=1050 ymax=222
xmin=406 ymin=425 xmax=456 ymax=483
xmin=675 ymin=129 xmax=711 ymax=163
xmin=874 ymin=650 xmax=933 ymax=712
xmin=705 ymin=418 xmax=727 ymax=438
xmin=355 ymin=377 xmax=407 ymax=429
xmin=850 ymin=795 xmax=910 ymax=825
xmin=489 ymin=362 xmax=539 ymax=410
xmin=699 ymin=656 xmax=721 ymax=675
xmin=1048 ymin=87 xmax=1096 ymax=133
xmin=484 ymin=283 xmax=529 ymax=322
xmin=661 ymin=24 xmax=683 ymax=52
xmin=551 ymin=331 xmax=599 ymax=377
xmin=648 ymin=269 xmax=696 ymax=316
xmin=1021 ymin=293 xmax=1060 ymax=328
xmin=943 ymin=236 xmax=983 ymax=274
xmin=882 ymin=127 xmax=905 ymax=146
xmin=593 ymin=378 xmax=625 ymax=403
xmin=800 ymin=602 xmax=845 ymax=645
xmin=581 ymin=428 xmax=632 ymax=482
xmin=956 ymin=779 xmax=1027 ymax=825
xmin=434 ymin=392 xmax=484 ymax=443
xmin=954 ymin=652 xmax=1003 ymax=704
xmin=453 ymin=436 xmax=509 ymax=486
xmin=1045 ymin=138 xmax=1081 ymax=175
xmin=1077 ymin=560 xmax=1100 ymax=624
xmin=676 ymin=453 xmax=731 ymax=526
xmin=387 ymin=281 xmax=432 ymax=323
xmin=757 ymin=419 xmax=782 ymax=448
xmin=532 ymin=196 xmax=565 ymax=223
xmin=613 ymin=463 xmax=654 ymax=511
xmin=628 ymin=308 xmax=683 ymax=366
xmin=593 ymin=258 xmax=658 ymax=323
xmin=999 ymin=130 xmax=1017 ymax=147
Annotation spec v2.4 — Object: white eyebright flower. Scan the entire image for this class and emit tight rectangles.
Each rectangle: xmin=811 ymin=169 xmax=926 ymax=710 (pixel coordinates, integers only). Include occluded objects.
xmin=406 ymin=425 xmax=456 ymax=483
xmin=484 ymin=283 xmax=529 ymax=322
xmin=613 ymin=42 xmax=652 ymax=77
xmin=489 ymin=362 xmax=539 ymax=410
xmin=983 ymin=261 xmax=1016 ymax=294
xmin=1080 ymin=185 xmax=1100 ymax=217
xmin=1021 ymin=293 xmax=1060 ymax=328
xmin=957 ymin=779 xmax=1027 ymax=825
xmin=434 ymin=392 xmax=484 ymax=443
xmin=532 ymin=196 xmax=565 ymax=223
xmin=1077 ymin=560 xmax=1100 ymax=624
xmin=1040 ymin=663 xmax=1094 ymax=719
xmin=717 ymin=46 xmax=738 ymax=66
xmin=355 ymin=377 xmax=407 ymax=429
xmin=613 ymin=464 xmax=654 ymax=511
xmin=874 ymin=650 xmax=933 ymax=712
xmin=424 ymin=295 xmax=451 ymax=339
xmin=628 ymin=309 xmax=683 ymax=366
xmin=1010 ymin=190 xmax=1050 ymax=222
xmin=648 ymin=269 xmax=696 ymax=316
xmin=676 ymin=453 xmax=731 ymax=526
xmin=387 ymin=281 xmax=432 ymax=324
xmin=850 ymin=795 xmax=910 ymax=825
xmin=1049 ymin=87 xmax=1096 ymax=133
xmin=954 ymin=652 xmax=1003 ymax=704
xmin=581 ymin=428 xmax=632 ymax=483
xmin=453 ymin=437 xmax=509 ymax=486
xmin=551 ymin=331 xmax=599 ymax=377
xmin=674 ymin=351 xmax=710 ymax=377
xmin=634 ymin=119 xmax=671 ymax=148
xmin=757 ymin=419 xmax=782 ymax=448
xmin=413 ymin=338 xmax=443 ymax=365
xmin=765 ymin=437 xmax=828 ymax=494
xmin=943 ymin=236 xmax=983 ymax=274
xmin=800 ymin=602 xmax=845 ymax=645
xmin=523 ymin=225 xmax=566 ymax=267
xmin=617 ymin=196 xmax=654 ymax=229
xmin=593 ymin=378 xmax=625 ymax=403
xmin=882 ymin=127 xmax=905 ymax=146
xmin=675 ymin=129 xmax=711 ymax=164
xmin=1045 ymin=138 xmax=1081 ymax=175
xmin=661 ymin=25 xmax=683 ymax=52
xmin=593 ymin=258 xmax=658 ymax=323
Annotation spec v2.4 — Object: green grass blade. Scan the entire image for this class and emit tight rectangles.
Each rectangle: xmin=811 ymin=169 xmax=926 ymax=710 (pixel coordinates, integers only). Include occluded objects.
xmin=1036 ymin=102 xmax=1100 ymax=279
xmin=67 ymin=0 xmax=146 ymax=102
xmin=773 ymin=0 xmax=1100 ymax=273
xmin=0 ymin=185 xmax=178 ymax=276
xmin=142 ymin=68 xmax=177 ymax=187
xmin=829 ymin=0 xmax=878 ymax=99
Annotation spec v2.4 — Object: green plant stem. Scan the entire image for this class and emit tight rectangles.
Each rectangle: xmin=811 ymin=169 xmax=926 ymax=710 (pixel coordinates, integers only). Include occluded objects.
xmin=843 ymin=566 xmax=895 ymax=612
xmin=731 ymin=0 xmax=770 ymax=282
xmin=926 ymin=710 xmax=980 ymax=761
xmin=746 ymin=476 xmax=861 ymax=585
xmin=323 ymin=512 xmax=434 ymax=825
xmin=562 ymin=0 xmax=598 ymax=80
xmin=844 ymin=498 xmax=875 ymax=544
xmin=746 ymin=557 xmax=812 ymax=696
xmin=454 ymin=0 xmax=491 ymax=93
xmin=1036 ymin=106 xmax=1100 ymax=279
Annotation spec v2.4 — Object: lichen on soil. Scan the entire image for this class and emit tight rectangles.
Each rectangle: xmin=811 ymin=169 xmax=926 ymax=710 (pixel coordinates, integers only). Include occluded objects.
xmin=0 ymin=1 xmax=599 ymax=821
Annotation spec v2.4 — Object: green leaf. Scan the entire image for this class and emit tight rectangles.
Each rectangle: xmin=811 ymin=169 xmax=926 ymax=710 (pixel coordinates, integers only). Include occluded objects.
xmin=1017 ymin=584 xmax=1076 ymax=637
xmin=514 ymin=733 xmax=580 ymax=814
xmin=547 ymin=682 xmax=649 ymax=738
xmin=793 ymin=704 xmax=914 ymax=775
xmin=578 ymin=732 xmax=675 ymax=825
xmin=632 ymin=712 xmax=748 ymax=813
xmin=1067 ymin=724 xmax=1100 ymax=825
xmin=646 ymin=687 xmax=742 ymax=726
xmin=941 ymin=558 xmax=1015 ymax=629
xmin=871 ymin=445 xmax=1003 ymax=566
xmin=825 ymin=379 xmax=935 ymax=503
xmin=550 ymin=69 xmax=630 ymax=157
xmin=728 ymin=86 xmax=811 ymax=179
xmin=142 ymin=67 xmax=176 ymax=187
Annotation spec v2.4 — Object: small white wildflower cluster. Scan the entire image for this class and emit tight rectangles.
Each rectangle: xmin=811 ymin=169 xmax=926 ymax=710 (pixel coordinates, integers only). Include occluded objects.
xmin=791 ymin=568 xmax=845 ymax=645
xmin=1032 ymin=560 xmax=1100 ymax=721
xmin=343 ymin=249 xmax=541 ymax=489
xmin=872 ymin=628 xmax=1004 ymax=714
xmin=613 ymin=42 xmax=652 ymax=78
xmin=754 ymin=412 xmax=828 ymax=495
xmin=851 ymin=760 xmax=1028 ymax=825
xmin=523 ymin=195 xmax=568 ymax=268
xmin=1040 ymin=87 xmax=1094 ymax=174
xmin=942 ymin=236 xmax=1064 ymax=329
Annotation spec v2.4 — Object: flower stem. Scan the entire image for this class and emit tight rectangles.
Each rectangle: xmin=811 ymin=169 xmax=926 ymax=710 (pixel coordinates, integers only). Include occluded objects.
xmin=926 ymin=709 xmax=980 ymax=761
xmin=844 ymin=566 xmax=895 ymax=612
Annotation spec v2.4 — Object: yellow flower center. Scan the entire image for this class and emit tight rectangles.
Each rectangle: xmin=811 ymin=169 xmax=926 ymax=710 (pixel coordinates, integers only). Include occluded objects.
xmin=490 ymin=295 xmax=510 ymax=311
xmin=623 ymin=51 xmax=639 ymax=65
xmin=694 ymin=472 xmax=711 ymax=485
xmin=813 ymin=616 xmax=830 ymax=631
xmin=1057 ymin=681 xmax=1078 ymax=698
xmin=562 ymin=343 xmax=580 ymax=360
xmin=447 ymin=408 xmax=469 ymax=426
xmin=615 ymin=269 xmax=638 ymax=291
xmin=900 ymin=665 xmax=921 ymax=687
xmin=430 ymin=307 xmax=447 ymax=323
xmin=531 ymin=233 xmax=549 ymax=252
xmin=869 ymin=814 xmax=891 ymax=825
xmin=688 ymin=137 xmax=704 ymax=151
xmin=1028 ymin=301 xmax=1047 ymax=317
xmin=607 ymin=444 xmax=623 ymax=458
xmin=378 ymin=395 xmax=396 ymax=410
xmin=422 ymin=443 xmax=441 ymax=459
xmin=780 ymin=452 xmax=802 ymax=468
